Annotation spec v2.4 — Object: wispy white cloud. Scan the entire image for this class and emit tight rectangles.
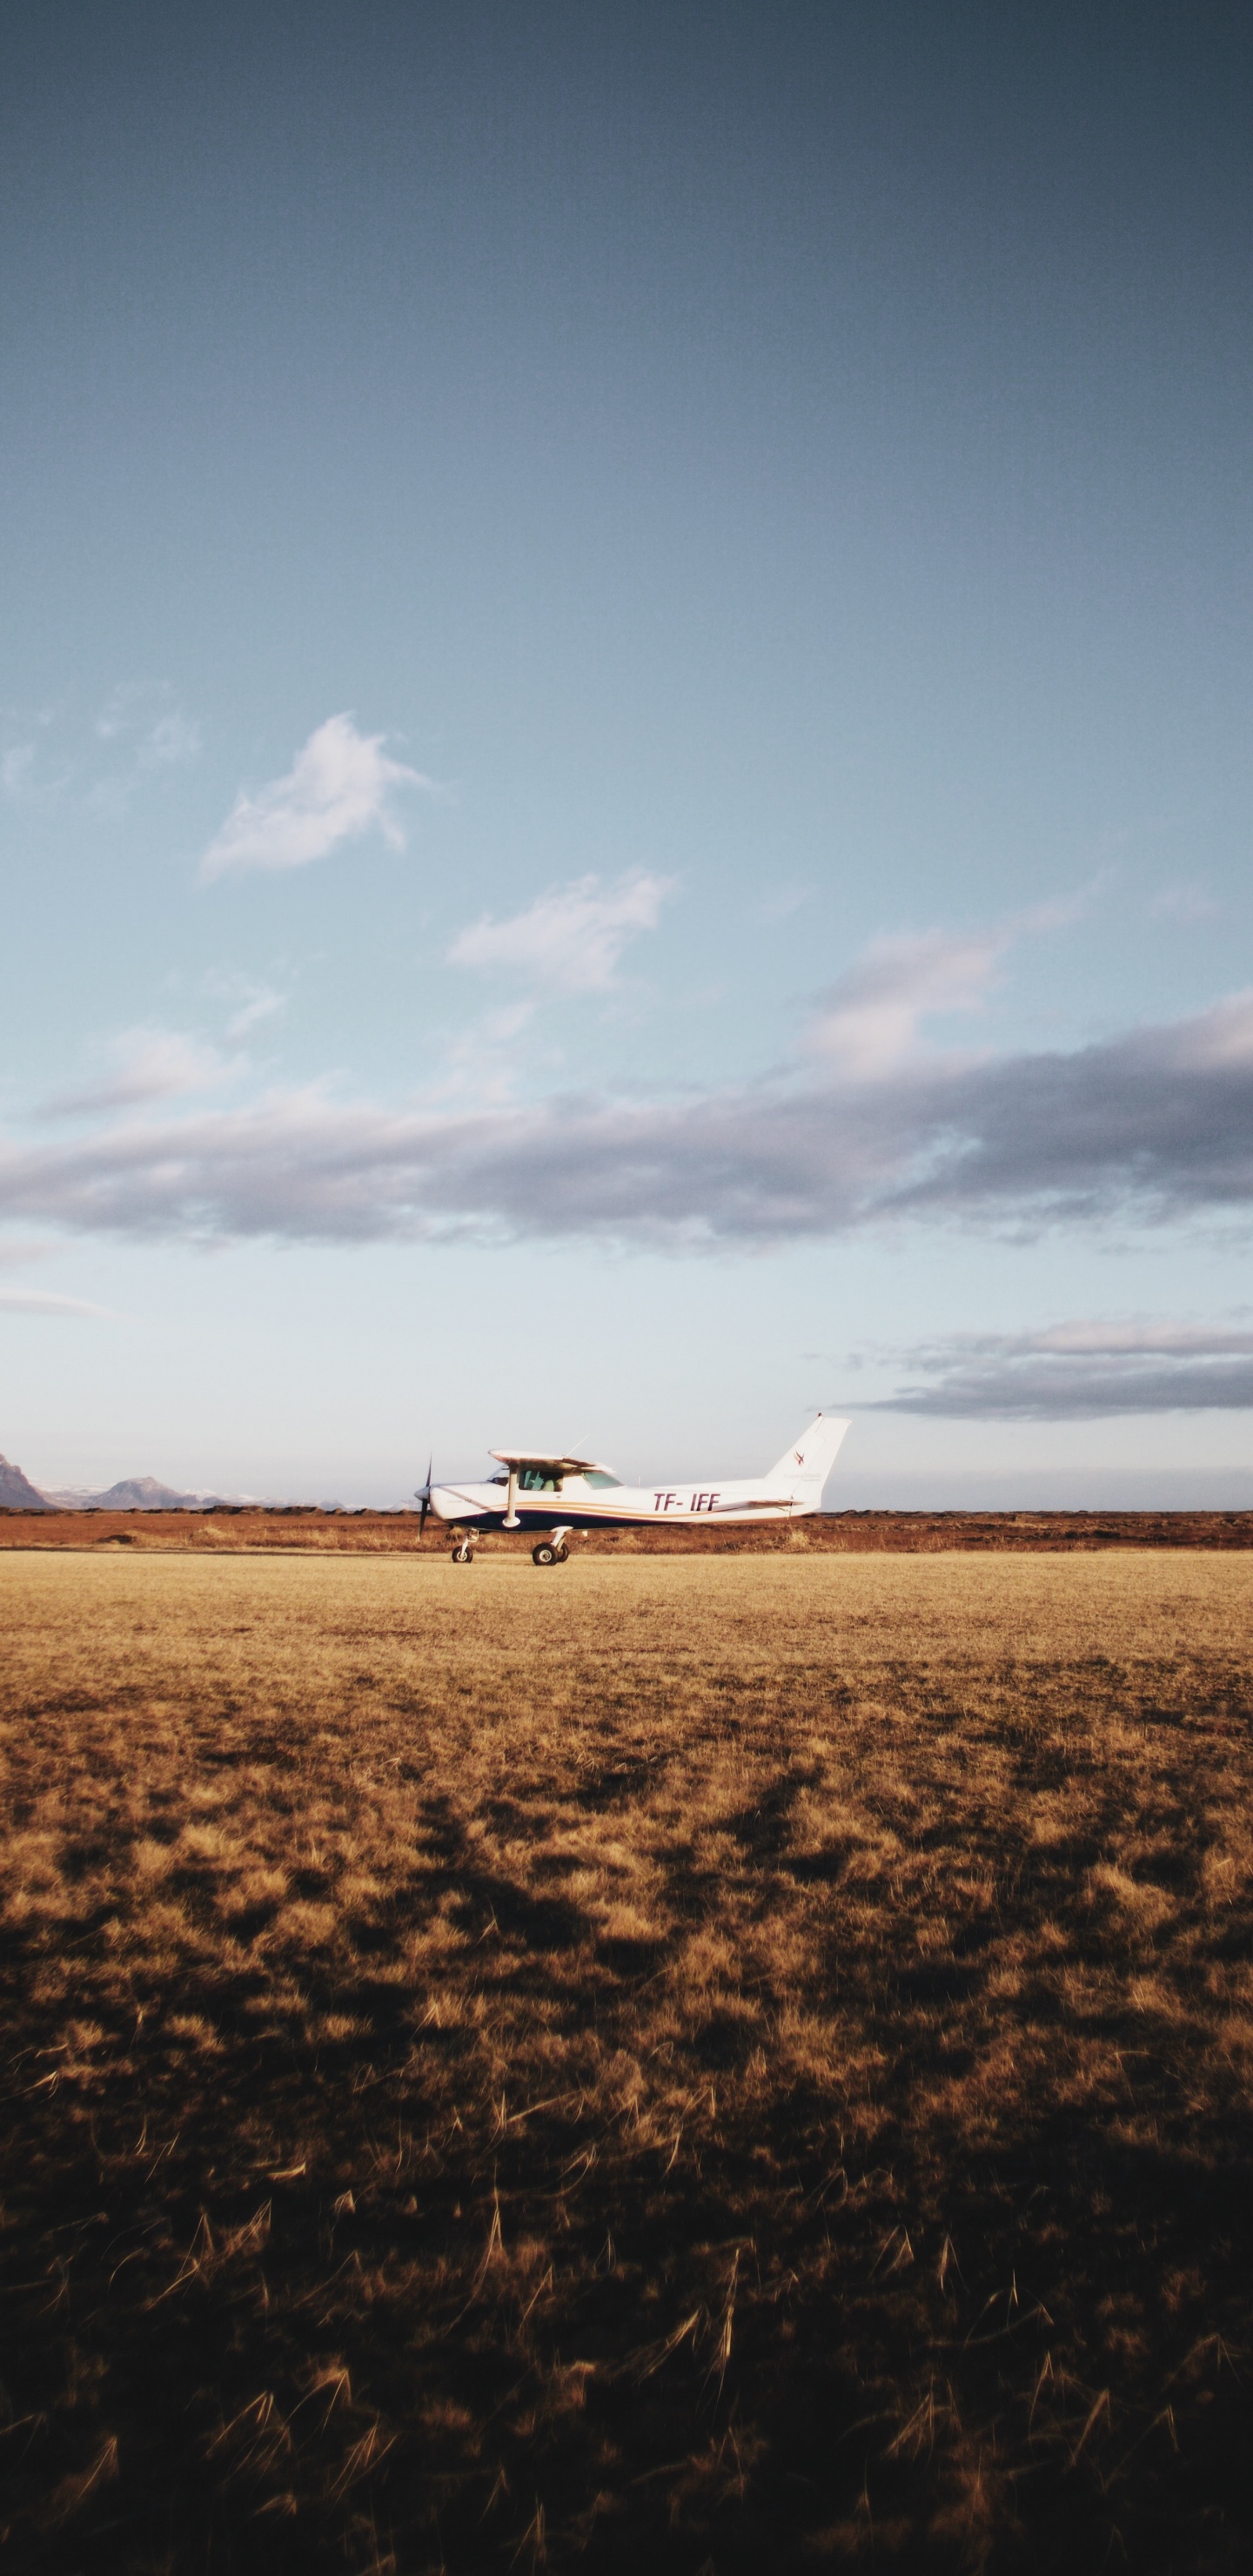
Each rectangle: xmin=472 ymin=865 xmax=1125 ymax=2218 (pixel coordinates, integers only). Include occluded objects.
xmin=37 ymin=1029 xmax=240 ymax=1119
xmin=201 ymin=714 xmax=432 ymax=880
xmin=222 ymin=982 xmax=287 ymax=1041
xmin=202 ymin=967 xmax=292 ymax=1041
xmin=144 ymin=710 xmax=200 ymax=768
xmin=94 ymin=681 xmax=201 ymax=769
xmin=804 ymin=927 xmax=1008 ymax=1079
xmin=1149 ymin=882 xmax=1220 ymax=923
xmin=752 ymin=884 xmax=811 ymax=923
xmin=0 ymin=1237 xmax=59 ymax=1271
xmin=3 ymin=688 xmax=198 ymax=810
xmin=995 ymin=1318 xmax=1253 ymax=1354
xmin=448 ymin=871 xmax=672 ymax=994
xmin=871 ymin=1319 xmax=1253 ymax=1417
xmin=0 ymin=1231 xmax=113 ymax=1314
xmin=2 ymin=739 xmax=39 ymax=797
xmin=1 ymin=707 xmax=62 ymax=803
xmin=0 ymin=1287 xmax=113 ymax=1318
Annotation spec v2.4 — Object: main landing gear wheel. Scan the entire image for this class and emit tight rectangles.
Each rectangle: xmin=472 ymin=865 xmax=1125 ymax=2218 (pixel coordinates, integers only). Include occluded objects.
xmin=451 ymin=1541 xmax=474 ymax=1564
xmin=532 ymin=1542 xmax=557 ymax=1566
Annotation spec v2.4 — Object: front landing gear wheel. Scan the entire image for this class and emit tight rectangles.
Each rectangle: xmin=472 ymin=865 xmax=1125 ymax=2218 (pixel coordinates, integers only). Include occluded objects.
xmin=532 ymin=1542 xmax=557 ymax=1566
xmin=451 ymin=1541 xmax=474 ymax=1564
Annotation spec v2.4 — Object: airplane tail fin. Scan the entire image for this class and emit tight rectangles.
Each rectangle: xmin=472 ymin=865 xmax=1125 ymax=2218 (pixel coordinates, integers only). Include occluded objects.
xmin=765 ymin=1413 xmax=849 ymax=1497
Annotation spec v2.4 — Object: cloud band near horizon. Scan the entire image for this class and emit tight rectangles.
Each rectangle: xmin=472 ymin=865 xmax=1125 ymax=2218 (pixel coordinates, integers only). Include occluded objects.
xmin=868 ymin=1321 xmax=1253 ymax=1418
xmin=3 ymin=984 xmax=1253 ymax=1253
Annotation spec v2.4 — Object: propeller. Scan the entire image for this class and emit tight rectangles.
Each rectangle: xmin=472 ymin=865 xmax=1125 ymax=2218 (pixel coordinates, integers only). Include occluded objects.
xmin=416 ymin=1454 xmax=433 ymax=1538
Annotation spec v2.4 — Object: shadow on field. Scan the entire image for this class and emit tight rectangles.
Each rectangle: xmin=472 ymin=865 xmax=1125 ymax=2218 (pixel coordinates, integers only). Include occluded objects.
xmin=2 ymin=1553 xmax=1252 ymax=2573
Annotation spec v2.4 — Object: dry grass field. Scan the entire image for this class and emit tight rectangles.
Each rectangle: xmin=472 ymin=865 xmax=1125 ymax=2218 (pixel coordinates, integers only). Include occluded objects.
xmin=2 ymin=1551 xmax=1251 ymax=2573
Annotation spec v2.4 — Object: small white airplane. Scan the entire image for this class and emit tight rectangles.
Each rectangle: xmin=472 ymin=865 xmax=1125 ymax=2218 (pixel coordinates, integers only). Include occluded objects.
xmin=416 ymin=1414 xmax=849 ymax=1563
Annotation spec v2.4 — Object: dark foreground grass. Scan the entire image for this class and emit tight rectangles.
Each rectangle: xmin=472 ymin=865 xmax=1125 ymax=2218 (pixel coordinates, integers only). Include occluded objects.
xmin=2 ymin=1551 xmax=1251 ymax=2573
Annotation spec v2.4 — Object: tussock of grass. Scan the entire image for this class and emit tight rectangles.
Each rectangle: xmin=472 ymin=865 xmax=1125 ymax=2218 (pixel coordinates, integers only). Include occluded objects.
xmin=1 ymin=1552 xmax=1251 ymax=2572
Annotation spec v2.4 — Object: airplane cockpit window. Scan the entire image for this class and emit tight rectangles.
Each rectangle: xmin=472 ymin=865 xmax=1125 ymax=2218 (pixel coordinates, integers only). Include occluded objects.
xmin=518 ymin=1467 xmax=562 ymax=1493
xmin=582 ymin=1471 xmax=621 ymax=1488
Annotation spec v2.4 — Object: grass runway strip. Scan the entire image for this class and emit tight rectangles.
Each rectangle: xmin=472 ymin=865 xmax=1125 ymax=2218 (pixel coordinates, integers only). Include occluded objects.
xmin=2 ymin=1553 xmax=1252 ymax=2572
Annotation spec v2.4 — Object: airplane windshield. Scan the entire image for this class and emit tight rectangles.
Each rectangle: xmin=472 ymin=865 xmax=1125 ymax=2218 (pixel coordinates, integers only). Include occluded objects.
xmin=506 ymin=1465 xmax=620 ymax=1493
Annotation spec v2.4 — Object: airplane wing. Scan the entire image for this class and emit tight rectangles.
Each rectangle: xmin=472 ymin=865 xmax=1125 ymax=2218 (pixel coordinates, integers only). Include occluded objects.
xmin=488 ymin=1450 xmax=615 ymax=1476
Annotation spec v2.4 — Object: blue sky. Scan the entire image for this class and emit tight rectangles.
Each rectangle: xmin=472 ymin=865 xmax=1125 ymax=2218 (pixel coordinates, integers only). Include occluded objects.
xmin=3 ymin=0 xmax=1253 ymax=1504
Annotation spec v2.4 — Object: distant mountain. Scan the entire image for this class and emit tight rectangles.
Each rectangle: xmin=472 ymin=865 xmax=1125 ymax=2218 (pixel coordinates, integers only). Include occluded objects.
xmin=38 ymin=1475 xmax=221 ymax=1511
xmin=0 ymin=1452 xmax=53 ymax=1508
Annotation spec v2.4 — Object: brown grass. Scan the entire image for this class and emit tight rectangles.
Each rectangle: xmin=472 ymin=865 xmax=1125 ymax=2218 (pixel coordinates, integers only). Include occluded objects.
xmin=3 ymin=1505 xmax=1252 ymax=1553
xmin=1 ymin=1551 xmax=1251 ymax=2573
